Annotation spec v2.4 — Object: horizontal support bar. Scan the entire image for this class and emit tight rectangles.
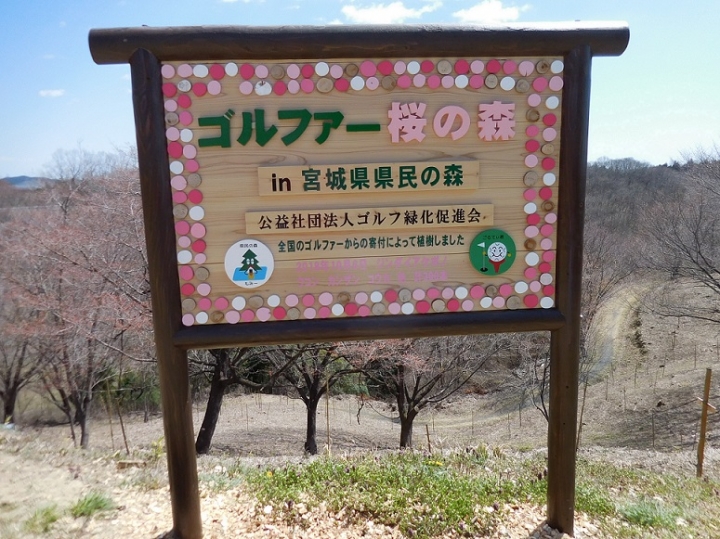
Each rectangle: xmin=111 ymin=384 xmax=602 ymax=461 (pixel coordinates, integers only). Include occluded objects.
xmin=90 ymin=22 xmax=629 ymax=65
xmin=173 ymin=308 xmax=566 ymax=350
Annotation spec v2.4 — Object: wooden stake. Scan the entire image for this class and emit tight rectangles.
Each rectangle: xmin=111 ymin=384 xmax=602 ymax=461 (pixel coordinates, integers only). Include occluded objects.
xmin=116 ymin=369 xmax=131 ymax=456
xmin=326 ymin=379 xmax=331 ymax=455
xmin=518 ymin=400 xmax=523 ymax=428
xmin=425 ymin=424 xmax=432 ymax=453
xmin=471 ymin=410 xmax=475 ymax=436
xmin=697 ymin=368 xmax=712 ymax=478
xmin=576 ymin=378 xmax=588 ymax=452
xmin=117 ymin=396 xmax=131 ymax=456
xmin=651 ymin=411 xmax=655 ymax=449
xmin=104 ymin=386 xmax=115 ymax=452
xmin=623 ymin=387 xmax=626 ymax=412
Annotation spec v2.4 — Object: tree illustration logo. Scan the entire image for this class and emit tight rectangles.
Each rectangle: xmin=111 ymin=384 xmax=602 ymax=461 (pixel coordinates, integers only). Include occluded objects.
xmin=224 ymin=239 xmax=274 ymax=288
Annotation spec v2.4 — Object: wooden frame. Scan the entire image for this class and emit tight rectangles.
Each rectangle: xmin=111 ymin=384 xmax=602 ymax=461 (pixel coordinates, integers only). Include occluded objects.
xmin=90 ymin=24 xmax=628 ymax=539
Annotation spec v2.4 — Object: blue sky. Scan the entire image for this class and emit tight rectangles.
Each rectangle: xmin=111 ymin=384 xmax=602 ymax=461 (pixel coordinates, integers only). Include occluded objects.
xmin=1 ymin=0 xmax=718 ymax=178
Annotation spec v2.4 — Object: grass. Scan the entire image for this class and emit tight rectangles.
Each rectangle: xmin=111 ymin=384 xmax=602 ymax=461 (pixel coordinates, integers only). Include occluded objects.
xmin=69 ymin=491 xmax=114 ymax=519
xmin=244 ymin=448 xmax=547 ymax=538
xmin=23 ymin=505 xmax=60 ymax=534
xmin=617 ymin=498 xmax=679 ymax=529
xmin=231 ymin=449 xmax=720 ymax=539
xmin=198 ymin=470 xmax=244 ymax=492
xmin=127 ymin=465 xmax=167 ymax=491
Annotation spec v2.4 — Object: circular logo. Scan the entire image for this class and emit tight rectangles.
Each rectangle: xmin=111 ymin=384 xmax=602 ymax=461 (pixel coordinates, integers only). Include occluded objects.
xmin=469 ymin=229 xmax=516 ymax=275
xmin=224 ymin=239 xmax=274 ymax=288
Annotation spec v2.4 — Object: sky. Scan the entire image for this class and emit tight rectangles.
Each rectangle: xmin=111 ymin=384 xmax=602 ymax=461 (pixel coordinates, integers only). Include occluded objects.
xmin=1 ymin=0 xmax=718 ymax=178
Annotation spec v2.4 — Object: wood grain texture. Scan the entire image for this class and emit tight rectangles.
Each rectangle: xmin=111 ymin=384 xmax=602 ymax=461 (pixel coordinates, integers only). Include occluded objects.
xmin=166 ymin=61 xmax=560 ymax=316
xmin=89 ymin=23 xmax=629 ymax=65
xmin=130 ymin=49 xmax=202 ymax=539
xmin=546 ymin=45 xmax=592 ymax=537
xmin=173 ymin=307 xmax=566 ymax=348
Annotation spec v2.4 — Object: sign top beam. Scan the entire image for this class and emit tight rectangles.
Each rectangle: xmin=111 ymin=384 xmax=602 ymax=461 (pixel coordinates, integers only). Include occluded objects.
xmin=89 ymin=22 xmax=628 ymax=65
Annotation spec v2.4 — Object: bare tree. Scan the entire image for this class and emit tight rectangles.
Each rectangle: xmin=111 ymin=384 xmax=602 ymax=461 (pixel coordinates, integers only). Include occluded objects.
xmin=1 ymin=149 xmax=150 ymax=447
xmin=642 ymin=154 xmax=720 ymax=324
xmin=0 ymin=317 xmax=42 ymax=423
xmin=346 ymin=336 xmax=505 ymax=448
xmin=266 ymin=344 xmax=357 ymax=455
xmin=190 ymin=346 xmax=300 ymax=454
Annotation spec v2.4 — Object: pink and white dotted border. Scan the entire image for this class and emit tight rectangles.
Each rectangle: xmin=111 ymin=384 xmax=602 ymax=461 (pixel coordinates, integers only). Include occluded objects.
xmin=161 ymin=57 xmax=564 ymax=326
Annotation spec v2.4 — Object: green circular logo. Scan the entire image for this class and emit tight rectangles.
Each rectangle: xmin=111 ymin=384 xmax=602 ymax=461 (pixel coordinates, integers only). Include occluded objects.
xmin=469 ymin=229 xmax=516 ymax=275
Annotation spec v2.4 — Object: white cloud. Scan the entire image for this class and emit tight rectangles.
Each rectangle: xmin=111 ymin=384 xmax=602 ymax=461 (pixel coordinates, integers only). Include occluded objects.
xmin=452 ymin=0 xmax=529 ymax=24
xmin=342 ymin=1 xmax=442 ymax=24
xmin=39 ymin=89 xmax=65 ymax=98
xmin=43 ymin=54 xmax=56 ymax=60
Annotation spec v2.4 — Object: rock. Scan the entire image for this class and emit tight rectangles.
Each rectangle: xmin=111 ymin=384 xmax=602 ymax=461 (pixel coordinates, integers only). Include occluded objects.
xmin=116 ymin=460 xmax=146 ymax=470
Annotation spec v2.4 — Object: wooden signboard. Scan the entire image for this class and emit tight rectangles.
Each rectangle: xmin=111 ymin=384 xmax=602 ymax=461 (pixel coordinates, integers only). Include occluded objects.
xmin=90 ymin=24 xmax=628 ymax=539
xmin=160 ymin=55 xmax=564 ymax=329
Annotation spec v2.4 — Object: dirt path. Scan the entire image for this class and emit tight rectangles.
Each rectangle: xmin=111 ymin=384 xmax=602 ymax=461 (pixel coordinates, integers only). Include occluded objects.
xmin=592 ymin=287 xmax=639 ymax=378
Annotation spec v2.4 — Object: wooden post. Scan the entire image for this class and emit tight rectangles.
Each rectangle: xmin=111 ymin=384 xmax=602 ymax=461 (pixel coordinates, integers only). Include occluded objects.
xmin=130 ymin=48 xmax=202 ymax=539
xmin=697 ymin=368 xmax=712 ymax=478
xmin=425 ymin=424 xmax=432 ymax=453
xmin=547 ymin=45 xmax=592 ymax=537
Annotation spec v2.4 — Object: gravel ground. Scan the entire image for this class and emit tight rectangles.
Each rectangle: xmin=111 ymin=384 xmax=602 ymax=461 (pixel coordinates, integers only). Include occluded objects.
xmin=3 ymin=282 xmax=718 ymax=537
xmin=6 ymin=408 xmax=716 ymax=539
xmin=0 ymin=417 xmax=619 ymax=539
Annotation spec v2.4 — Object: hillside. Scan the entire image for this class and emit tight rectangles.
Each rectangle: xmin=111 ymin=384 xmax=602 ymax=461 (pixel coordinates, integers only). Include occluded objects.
xmin=2 ymin=278 xmax=719 ymax=538
xmin=1 ymin=175 xmax=51 ymax=190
